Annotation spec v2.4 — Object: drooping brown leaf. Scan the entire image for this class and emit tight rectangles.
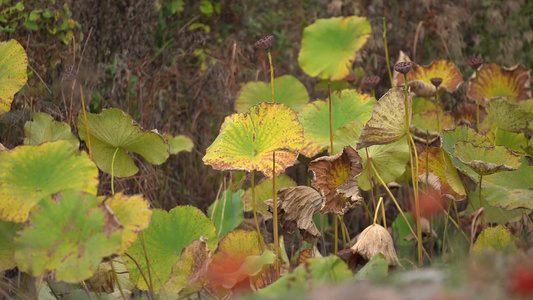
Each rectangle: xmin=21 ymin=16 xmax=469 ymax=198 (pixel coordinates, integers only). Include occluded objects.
xmin=351 ymin=224 xmax=399 ymax=266
xmin=309 ymin=146 xmax=364 ymax=215
xmin=266 ymin=186 xmax=324 ymax=243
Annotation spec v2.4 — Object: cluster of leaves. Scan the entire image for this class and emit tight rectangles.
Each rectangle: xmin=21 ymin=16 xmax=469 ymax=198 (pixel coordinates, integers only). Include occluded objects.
xmin=0 ymin=0 xmax=81 ymax=44
xmin=2 ymin=8 xmax=533 ymax=300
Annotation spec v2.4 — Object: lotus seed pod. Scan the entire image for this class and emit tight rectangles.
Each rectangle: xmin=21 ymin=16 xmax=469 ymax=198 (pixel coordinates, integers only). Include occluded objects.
xmin=430 ymin=77 xmax=443 ymax=88
xmin=362 ymin=75 xmax=380 ymax=87
xmin=394 ymin=61 xmax=413 ymax=75
xmin=254 ymin=35 xmax=274 ymax=50
xmin=351 ymin=223 xmax=399 ymax=266
xmin=468 ymin=57 xmax=484 ymax=69
xmin=345 ymin=73 xmax=357 ymax=84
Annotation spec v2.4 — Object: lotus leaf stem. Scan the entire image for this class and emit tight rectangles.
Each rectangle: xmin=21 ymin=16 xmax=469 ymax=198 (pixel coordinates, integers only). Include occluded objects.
xmin=383 ymin=18 xmax=393 ymax=88
xmin=475 ymin=69 xmax=480 ymax=131
xmin=251 ymin=171 xmax=265 ymax=249
xmin=110 ymin=259 xmax=127 ymax=300
xmin=111 ymin=147 xmax=119 ymax=195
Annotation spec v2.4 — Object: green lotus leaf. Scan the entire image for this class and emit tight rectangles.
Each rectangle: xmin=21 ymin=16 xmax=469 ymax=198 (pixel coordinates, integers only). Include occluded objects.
xmin=24 ymin=112 xmax=79 ymax=148
xmin=472 ymin=225 xmax=518 ymax=255
xmin=77 ymin=108 xmax=170 ymax=178
xmin=14 ymin=190 xmax=123 ymax=282
xmin=208 ymin=189 xmax=244 ymax=238
xmin=396 ymin=59 xmax=463 ymax=97
xmin=0 ymin=141 xmax=98 ymax=222
xmin=309 ymin=146 xmax=363 ymax=215
xmin=441 ymin=126 xmax=492 ymax=179
xmin=100 ymin=193 xmax=152 ymax=254
xmin=332 ymin=121 xmax=364 ymax=152
xmin=257 ymin=255 xmax=352 ymax=297
xmin=354 ymin=253 xmax=388 ymax=281
xmin=411 ymin=110 xmax=455 ymax=133
xmin=357 ymin=138 xmax=410 ymax=191
xmin=298 ymin=89 xmax=375 ymax=157
xmin=124 ymin=206 xmax=217 ymax=292
xmin=163 ymin=134 xmax=194 ymax=154
xmin=467 ymin=187 xmax=530 ymax=224
xmin=241 ymin=175 xmax=296 ymax=219
xmin=488 ymin=124 xmax=529 ymax=153
xmin=417 ymin=148 xmax=466 ymax=200
xmin=0 ymin=39 xmax=27 ymax=113
xmin=298 ymin=16 xmax=371 ymax=81
xmin=357 ymin=87 xmax=411 ymax=149
xmin=486 ymin=97 xmax=531 ymax=132
xmin=467 ymin=63 xmax=531 ymax=103
xmin=412 ymin=97 xmax=437 ymax=114
xmin=208 ymin=230 xmax=270 ymax=292
xmin=482 ymin=156 xmax=533 ymax=210
xmin=0 ymin=219 xmax=21 ymax=271
xmin=453 ymin=141 xmax=521 ymax=176
xmin=162 ymin=239 xmax=212 ymax=298
xmin=203 ymin=102 xmax=304 ymax=177
xmin=235 ymin=75 xmax=309 ymax=113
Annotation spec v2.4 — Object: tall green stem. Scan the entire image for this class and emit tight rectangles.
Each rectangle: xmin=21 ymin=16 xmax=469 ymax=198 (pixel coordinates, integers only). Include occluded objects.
xmin=251 ymin=171 xmax=265 ymax=248
xmin=475 ymin=69 xmax=480 ymax=131
xmin=403 ymin=74 xmax=423 ymax=266
xmin=328 ymin=82 xmax=338 ymax=254
xmin=267 ymin=50 xmax=279 ymax=277
xmin=383 ymin=18 xmax=393 ymax=88
xmin=435 ymin=89 xmax=441 ymax=133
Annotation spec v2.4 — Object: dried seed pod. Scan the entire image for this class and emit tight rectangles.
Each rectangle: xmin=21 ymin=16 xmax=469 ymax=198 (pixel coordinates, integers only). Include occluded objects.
xmin=468 ymin=57 xmax=484 ymax=69
xmin=430 ymin=77 xmax=443 ymax=88
xmin=254 ymin=35 xmax=274 ymax=50
xmin=394 ymin=61 xmax=413 ymax=75
xmin=345 ymin=73 xmax=357 ymax=84
xmin=351 ymin=223 xmax=399 ymax=266
xmin=362 ymin=75 xmax=380 ymax=87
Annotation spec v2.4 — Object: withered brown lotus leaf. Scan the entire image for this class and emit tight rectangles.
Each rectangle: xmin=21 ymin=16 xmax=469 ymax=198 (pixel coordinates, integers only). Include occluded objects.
xmin=309 ymin=146 xmax=364 ymax=215
xmin=351 ymin=224 xmax=399 ymax=266
xmin=266 ymin=186 xmax=324 ymax=243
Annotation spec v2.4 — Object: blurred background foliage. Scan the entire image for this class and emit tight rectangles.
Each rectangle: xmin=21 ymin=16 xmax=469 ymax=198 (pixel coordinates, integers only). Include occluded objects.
xmin=1 ymin=0 xmax=532 ymax=211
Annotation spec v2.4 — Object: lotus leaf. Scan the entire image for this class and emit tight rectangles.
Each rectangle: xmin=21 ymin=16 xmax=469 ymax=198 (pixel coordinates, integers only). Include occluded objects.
xmin=482 ymin=156 xmax=533 ymax=210
xmin=208 ymin=189 xmax=244 ymax=238
xmin=358 ymin=138 xmax=410 ymax=191
xmin=417 ymin=148 xmax=466 ymax=200
xmin=267 ymin=186 xmax=324 ymax=243
xmin=164 ymin=134 xmax=194 ymax=154
xmin=0 ymin=141 xmax=98 ymax=222
xmin=298 ymin=89 xmax=375 ymax=157
xmin=441 ymin=126 xmax=492 ymax=179
xmin=354 ymin=253 xmax=388 ymax=281
xmin=100 ymin=193 xmax=152 ymax=254
xmin=411 ymin=110 xmax=455 ymax=133
xmin=241 ymin=175 xmax=296 ymax=219
xmin=235 ymin=75 xmax=309 ymax=113
xmin=0 ymin=219 xmax=21 ymax=271
xmin=124 ymin=206 xmax=217 ymax=292
xmin=207 ymin=230 xmax=271 ymax=291
xmin=257 ymin=255 xmax=352 ymax=296
xmin=162 ymin=239 xmax=212 ymax=298
xmin=467 ymin=63 xmax=531 ymax=103
xmin=395 ymin=59 xmax=463 ymax=97
xmin=24 ymin=112 xmax=79 ymax=148
xmin=0 ymin=39 xmax=27 ymax=113
xmin=14 ymin=190 xmax=123 ymax=282
xmin=486 ymin=97 xmax=531 ymax=132
xmin=357 ymin=87 xmax=411 ymax=149
xmin=298 ymin=16 xmax=371 ymax=81
xmin=77 ymin=108 xmax=170 ymax=178
xmin=453 ymin=141 xmax=521 ymax=176
xmin=309 ymin=146 xmax=363 ymax=214
xmin=472 ymin=225 xmax=518 ymax=254
xmin=203 ymin=102 xmax=304 ymax=177
xmin=467 ymin=188 xmax=530 ymax=224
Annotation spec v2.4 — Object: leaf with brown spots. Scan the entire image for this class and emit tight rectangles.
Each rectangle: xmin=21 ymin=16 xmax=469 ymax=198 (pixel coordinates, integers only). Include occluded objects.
xmin=467 ymin=63 xmax=531 ymax=103
xmin=396 ymin=59 xmax=464 ymax=97
xmin=309 ymin=146 xmax=364 ymax=215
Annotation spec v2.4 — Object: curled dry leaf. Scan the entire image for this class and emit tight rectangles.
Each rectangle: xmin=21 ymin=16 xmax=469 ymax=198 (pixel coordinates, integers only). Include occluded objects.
xmin=266 ymin=186 xmax=324 ymax=243
xmin=309 ymin=146 xmax=364 ymax=215
xmin=351 ymin=224 xmax=399 ymax=266
xmin=454 ymin=141 xmax=522 ymax=176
